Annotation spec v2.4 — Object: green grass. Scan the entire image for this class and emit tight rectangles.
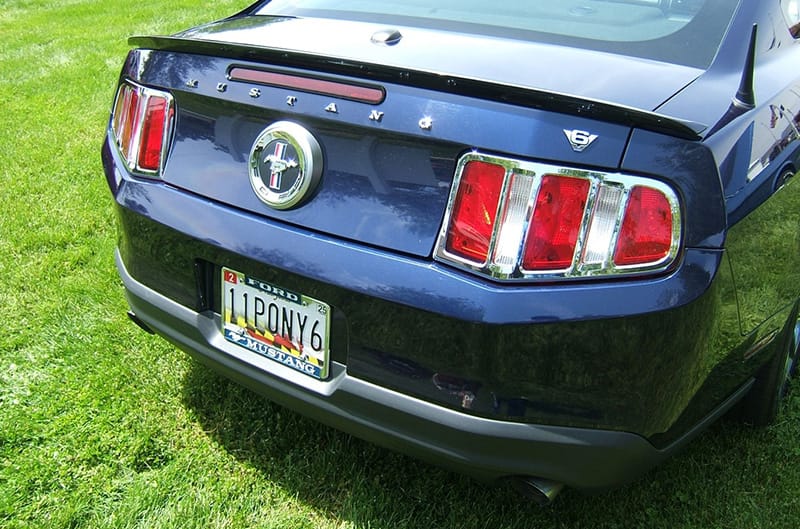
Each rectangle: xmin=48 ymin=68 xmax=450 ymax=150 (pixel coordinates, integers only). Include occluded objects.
xmin=1 ymin=1 xmax=799 ymax=528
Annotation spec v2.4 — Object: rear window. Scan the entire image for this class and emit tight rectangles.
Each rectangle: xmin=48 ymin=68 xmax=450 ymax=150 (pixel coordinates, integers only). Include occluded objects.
xmin=254 ymin=0 xmax=741 ymax=68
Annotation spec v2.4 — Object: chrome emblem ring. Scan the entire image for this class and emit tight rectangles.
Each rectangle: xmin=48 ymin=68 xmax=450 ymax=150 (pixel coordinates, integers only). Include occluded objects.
xmin=249 ymin=121 xmax=323 ymax=210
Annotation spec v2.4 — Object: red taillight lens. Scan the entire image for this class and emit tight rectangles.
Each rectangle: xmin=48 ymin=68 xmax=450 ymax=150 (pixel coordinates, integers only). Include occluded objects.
xmin=445 ymin=160 xmax=506 ymax=263
xmin=119 ymin=86 xmax=140 ymax=162
xmin=137 ymin=97 xmax=169 ymax=171
xmin=523 ymin=175 xmax=590 ymax=270
xmin=111 ymin=81 xmax=173 ymax=175
xmin=613 ymin=186 xmax=674 ymax=266
xmin=435 ymin=153 xmax=681 ymax=281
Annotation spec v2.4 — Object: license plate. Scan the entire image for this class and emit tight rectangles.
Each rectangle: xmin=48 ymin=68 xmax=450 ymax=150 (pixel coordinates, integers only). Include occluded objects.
xmin=221 ymin=267 xmax=330 ymax=380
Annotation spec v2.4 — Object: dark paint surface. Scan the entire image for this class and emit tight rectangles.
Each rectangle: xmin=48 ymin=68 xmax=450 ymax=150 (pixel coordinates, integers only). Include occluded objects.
xmin=174 ymin=14 xmax=702 ymax=112
xmin=131 ymin=49 xmax=634 ymax=257
xmin=106 ymin=132 xmax=749 ymax=443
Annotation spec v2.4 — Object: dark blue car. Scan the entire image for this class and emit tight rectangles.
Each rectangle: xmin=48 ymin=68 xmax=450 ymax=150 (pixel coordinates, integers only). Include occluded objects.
xmin=102 ymin=0 xmax=800 ymax=502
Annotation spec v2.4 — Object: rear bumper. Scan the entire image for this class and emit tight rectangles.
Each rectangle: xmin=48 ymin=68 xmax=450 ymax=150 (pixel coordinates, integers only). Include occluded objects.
xmin=117 ymin=249 xmax=747 ymax=489
xmin=104 ymin=130 xmax=749 ymax=488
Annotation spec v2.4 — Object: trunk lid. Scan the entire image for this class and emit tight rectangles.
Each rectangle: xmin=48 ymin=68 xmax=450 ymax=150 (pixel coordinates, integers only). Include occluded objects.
xmin=127 ymin=15 xmax=701 ymax=258
xmin=177 ymin=14 xmax=703 ymax=111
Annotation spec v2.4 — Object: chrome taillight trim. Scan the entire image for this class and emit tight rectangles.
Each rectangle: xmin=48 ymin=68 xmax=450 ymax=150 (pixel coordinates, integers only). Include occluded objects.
xmin=109 ymin=80 xmax=175 ymax=177
xmin=434 ymin=152 xmax=682 ymax=281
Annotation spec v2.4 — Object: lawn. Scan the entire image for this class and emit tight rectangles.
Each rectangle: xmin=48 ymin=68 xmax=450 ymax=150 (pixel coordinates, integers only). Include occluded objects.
xmin=0 ymin=1 xmax=798 ymax=528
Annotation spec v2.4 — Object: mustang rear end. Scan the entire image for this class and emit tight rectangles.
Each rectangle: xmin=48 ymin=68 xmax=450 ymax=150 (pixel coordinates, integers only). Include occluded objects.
xmin=101 ymin=0 xmax=800 ymax=502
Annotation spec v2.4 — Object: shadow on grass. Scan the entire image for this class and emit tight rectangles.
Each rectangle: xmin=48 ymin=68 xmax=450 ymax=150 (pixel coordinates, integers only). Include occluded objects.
xmin=180 ymin=359 xmax=796 ymax=529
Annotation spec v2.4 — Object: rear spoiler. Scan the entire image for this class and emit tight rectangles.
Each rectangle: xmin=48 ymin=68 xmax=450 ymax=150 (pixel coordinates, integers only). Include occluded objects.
xmin=129 ymin=35 xmax=707 ymax=141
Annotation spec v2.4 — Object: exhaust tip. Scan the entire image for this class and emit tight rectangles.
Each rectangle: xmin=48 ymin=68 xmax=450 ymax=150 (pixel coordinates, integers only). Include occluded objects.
xmin=127 ymin=310 xmax=155 ymax=334
xmin=508 ymin=476 xmax=564 ymax=506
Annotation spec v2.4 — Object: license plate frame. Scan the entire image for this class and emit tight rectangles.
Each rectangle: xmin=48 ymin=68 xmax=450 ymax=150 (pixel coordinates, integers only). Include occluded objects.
xmin=221 ymin=267 xmax=330 ymax=380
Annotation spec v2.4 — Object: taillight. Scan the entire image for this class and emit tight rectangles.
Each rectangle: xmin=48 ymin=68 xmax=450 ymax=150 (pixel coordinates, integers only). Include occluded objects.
xmin=435 ymin=153 xmax=681 ymax=281
xmin=445 ymin=160 xmax=506 ymax=263
xmin=110 ymin=80 xmax=174 ymax=176
xmin=137 ymin=97 xmax=169 ymax=171
xmin=613 ymin=186 xmax=674 ymax=266
xmin=523 ymin=175 xmax=590 ymax=271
